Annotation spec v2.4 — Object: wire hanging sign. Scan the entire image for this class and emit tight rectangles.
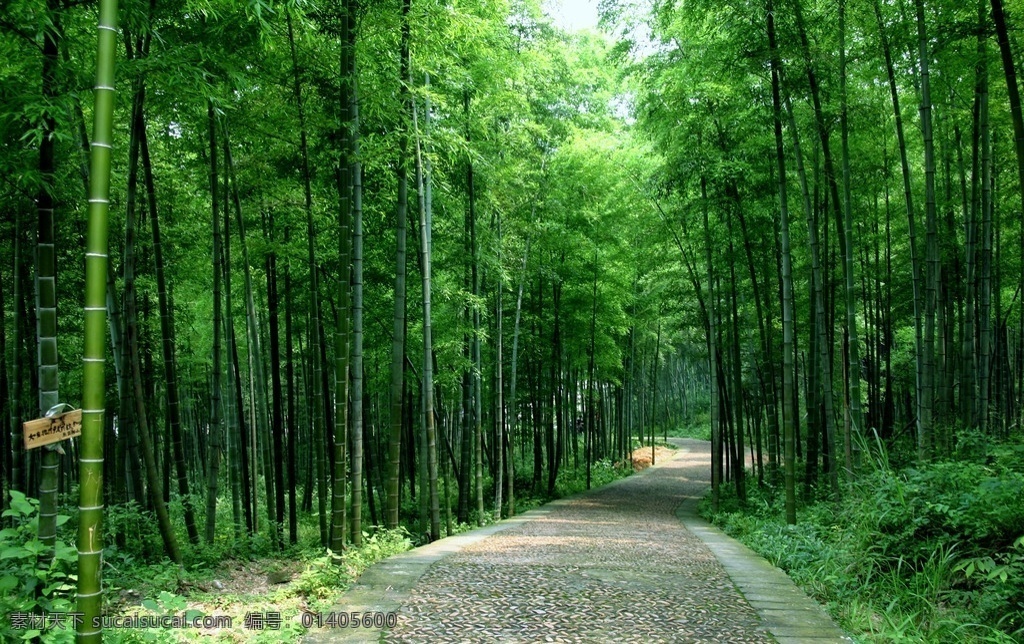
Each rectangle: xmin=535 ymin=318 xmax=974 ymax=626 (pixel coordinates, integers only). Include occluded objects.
xmin=23 ymin=403 xmax=82 ymax=450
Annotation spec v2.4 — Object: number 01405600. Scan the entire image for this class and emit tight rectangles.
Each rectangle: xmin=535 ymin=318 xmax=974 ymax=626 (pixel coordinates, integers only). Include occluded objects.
xmin=300 ymin=611 xmax=398 ymax=629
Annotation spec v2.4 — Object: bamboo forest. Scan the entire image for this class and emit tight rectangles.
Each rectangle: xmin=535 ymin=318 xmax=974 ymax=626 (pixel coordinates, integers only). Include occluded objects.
xmin=2 ymin=0 xmax=1024 ymax=640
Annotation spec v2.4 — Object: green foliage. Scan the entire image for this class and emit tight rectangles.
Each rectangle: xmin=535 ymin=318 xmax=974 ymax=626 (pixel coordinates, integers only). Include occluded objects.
xmin=103 ymin=559 xmax=185 ymax=601
xmin=555 ymin=457 xmax=633 ymax=497
xmin=287 ymin=527 xmax=411 ymax=610
xmin=105 ymin=501 xmax=164 ymax=563
xmin=87 ymin=526 xmax=412 ymax=641
xmin=1 ymin=491 xmax=77 ymax=643
xmin=665 ymin=415 xmax=712 ymax=441
xmin=701 ymin=435 xmax=1024 ymax=642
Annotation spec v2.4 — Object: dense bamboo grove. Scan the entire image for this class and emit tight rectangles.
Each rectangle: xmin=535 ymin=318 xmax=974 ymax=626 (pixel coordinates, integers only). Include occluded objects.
xmin=0 ymin=0 xmax=707 ymax=612
xmin=3 ymin=0 xmax=1024 ymax=637
xmin=634 ymin=0 xmax=1024 ymax=518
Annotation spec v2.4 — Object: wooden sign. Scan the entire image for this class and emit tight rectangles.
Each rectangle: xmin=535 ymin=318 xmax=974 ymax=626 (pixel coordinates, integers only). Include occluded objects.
xmin=23 ymin=409 xmax=82 ymax=450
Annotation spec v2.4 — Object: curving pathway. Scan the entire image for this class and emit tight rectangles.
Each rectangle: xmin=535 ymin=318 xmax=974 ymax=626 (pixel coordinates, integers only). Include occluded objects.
xmin=306 ymin=439 xmax=849 ymax=643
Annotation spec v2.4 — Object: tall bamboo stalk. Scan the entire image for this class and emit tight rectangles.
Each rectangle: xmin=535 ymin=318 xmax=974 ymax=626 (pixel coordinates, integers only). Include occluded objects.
xmin=784 ymin=89 xmax=838 ymax=489
xmin=225 ymin=128 xmax=276 ymax=544
xmin=494 ymin=212 xmax=505 ymax=521
xmin=9 ymin=213 xmax=23 ymax=496
xmin=413 ymin=84 xmax=440 ymax=540
xmin=205 ymin=100 xmax=224 ymax=543
xmin=915 ymin=0 xmax=938 ymax=460
xmin=768 ymin=0 xmax=796 ymax=524
xmin=839 ymin=0 xmax=864 ymax=449
xmin=35 ymin=0 xmax=61 ymax=564
xmin=874 ymin=0 xmax=925 ymax=442
xmin=286 ymin=7 xmax=327 ymax=546
xmin=386 ymin=0 xmax=413 ymax=530
xmin=508 ymin=238 xmax=529 ymax=511
xmin=990 ymin=0 xmax=1024 ymax=434
xmin=349 ymin=25 xmax=366 ymax=548
xmin=332 ymin=0 xmax=356 ymax=556
xmin=77 ymin=0 xmax=119 ymax=636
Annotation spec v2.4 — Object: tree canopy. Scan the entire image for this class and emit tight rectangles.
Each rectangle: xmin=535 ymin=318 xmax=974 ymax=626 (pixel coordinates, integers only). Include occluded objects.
xmin=2 ymin=0 xmax=1024 ymax=640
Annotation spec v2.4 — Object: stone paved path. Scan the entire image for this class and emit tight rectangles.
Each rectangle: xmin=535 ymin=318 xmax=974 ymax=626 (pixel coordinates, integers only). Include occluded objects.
xmin=308 ymin=439 xmax=849 ymax=643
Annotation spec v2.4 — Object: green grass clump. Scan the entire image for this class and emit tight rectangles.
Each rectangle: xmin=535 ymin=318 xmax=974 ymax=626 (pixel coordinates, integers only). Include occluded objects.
xmin=663 ymin=416 xmax=712 ymax=441
xmin=701 ymin=431 xmax=1024 ymax=643
xmin=287 ymin=527 xmax=412 ymax=609
xmin=508 ymin=452 xmax=636 ymax=515
xmin=1 ymin=492 xmax=77 ymax=643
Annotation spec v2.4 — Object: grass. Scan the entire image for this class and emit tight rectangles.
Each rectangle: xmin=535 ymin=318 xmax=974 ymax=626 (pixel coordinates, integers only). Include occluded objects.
xmin=657 ymin=413 xmax=712 ymax=441
xmin=96 ymin=527 xmax=413 ymax=643
xmin=700 ymin=430 xmax=1024 ymax=643
xmin=3 ymin=489 xmax=414 ymax=642
xmin=496 ymin=446 xmax=638 ymax=517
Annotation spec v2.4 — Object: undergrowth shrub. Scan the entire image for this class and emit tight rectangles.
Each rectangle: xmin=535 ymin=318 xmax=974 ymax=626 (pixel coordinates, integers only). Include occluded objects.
xmin=505 ymin=454 xmax=634 ymax=512
xmin=855 ymin=461 xmax=1024 ymax=564
xmin=1 ymin=491 xmax=77 ymax=642
xmin=702 ymin=431 xmax=1024 ymax=642
xmin=105 ymin=501 xmax=163 ymax=564
xmin=556 ymin=458 xmax=632 ymax=496
xmin=289 ymin=527 xmax=411 ymax=610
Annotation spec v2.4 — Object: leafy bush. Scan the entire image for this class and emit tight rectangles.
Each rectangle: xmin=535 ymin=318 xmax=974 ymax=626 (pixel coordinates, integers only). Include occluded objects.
xmin=850 ymin=459 xmax=1024 ymax=566
xmin=553 ymin=457 xmax=632 ymax=497
xmin=666 ymin=416 xmax=712 ymax=441
xmin=951 ymin=535 xmax=1024 ymax=635
xmin=289 ymin=527 xmax=411 ymax=610
xmin=702 ymin=433 xmax=1024 ymax=642
xmin=105 ymin=501 xmax=164 ymax=564
xmin=501 ymin=449 xmax=635 ymax=516
xmin=1 ymin=491 xmax=77 ymax=642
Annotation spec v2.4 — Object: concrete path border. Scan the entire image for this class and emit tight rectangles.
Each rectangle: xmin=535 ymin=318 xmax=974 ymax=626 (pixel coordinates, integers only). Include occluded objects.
xmin=675 ymin=497 xmax=850 ymax=643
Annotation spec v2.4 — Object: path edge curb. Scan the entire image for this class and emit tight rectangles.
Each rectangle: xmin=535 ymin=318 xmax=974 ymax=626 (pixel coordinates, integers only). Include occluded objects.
xmin=674 ymin=489 xmax=852 ymax=643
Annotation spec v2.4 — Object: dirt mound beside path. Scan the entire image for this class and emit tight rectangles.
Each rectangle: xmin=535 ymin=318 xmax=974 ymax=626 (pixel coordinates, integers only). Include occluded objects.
xmin=629 ymin=443 xmax=677 ymax=471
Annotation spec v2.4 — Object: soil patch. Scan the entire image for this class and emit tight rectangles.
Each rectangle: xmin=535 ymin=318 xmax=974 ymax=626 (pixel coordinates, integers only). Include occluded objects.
xmin=629 ymin=444 xmax=677 ymax=471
